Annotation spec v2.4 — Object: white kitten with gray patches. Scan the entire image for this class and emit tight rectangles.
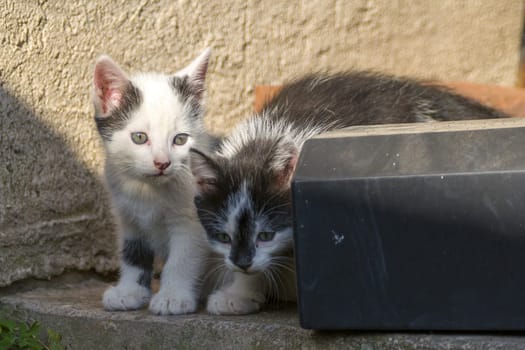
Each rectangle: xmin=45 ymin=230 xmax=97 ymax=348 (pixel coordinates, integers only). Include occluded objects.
xmin=92 ymin=49 xmax=211 ymax=315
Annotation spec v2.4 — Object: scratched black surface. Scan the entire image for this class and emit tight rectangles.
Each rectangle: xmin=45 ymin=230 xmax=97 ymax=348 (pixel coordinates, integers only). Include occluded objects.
xmin=293 ymin=125 xmax=525 ymax=330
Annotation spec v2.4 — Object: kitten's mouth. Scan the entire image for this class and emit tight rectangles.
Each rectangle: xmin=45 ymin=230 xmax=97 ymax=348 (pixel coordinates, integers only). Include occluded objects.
xmin=231 ymin=266 xmax=259 ymax=275
xmin=145 ymin=172 xmax=166 ymax=177
xmin=242 ymin=270 xmax=258 ymax=275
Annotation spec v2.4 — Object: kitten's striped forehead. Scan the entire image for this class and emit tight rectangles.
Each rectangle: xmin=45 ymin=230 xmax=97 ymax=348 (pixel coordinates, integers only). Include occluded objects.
xmin=225 ymin=182 xmax=255 ymax=235
xmin=132 ymin=74 xmax=193 ymax=130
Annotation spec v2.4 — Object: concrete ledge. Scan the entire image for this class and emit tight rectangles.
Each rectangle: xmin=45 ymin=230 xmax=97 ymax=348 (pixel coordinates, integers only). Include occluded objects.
xmin=1 ymin=278 xmax=525 ymax=349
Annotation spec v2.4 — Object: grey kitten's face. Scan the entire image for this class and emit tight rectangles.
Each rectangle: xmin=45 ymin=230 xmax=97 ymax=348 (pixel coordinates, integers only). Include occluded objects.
xmin=191 ymin=139 xmax=297 ymax=273
xmin=92 ymin=50 xmax=210 ymax=184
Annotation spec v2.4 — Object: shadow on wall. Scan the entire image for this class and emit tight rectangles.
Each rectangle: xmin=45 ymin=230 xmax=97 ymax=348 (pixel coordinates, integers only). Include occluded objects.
xmin=0 ymin=85 xmax=117 ymax=287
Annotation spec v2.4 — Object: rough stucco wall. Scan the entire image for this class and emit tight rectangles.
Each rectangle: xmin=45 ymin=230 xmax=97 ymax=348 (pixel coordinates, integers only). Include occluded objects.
xmin=0 ymin=0 xmax=523 ymax=286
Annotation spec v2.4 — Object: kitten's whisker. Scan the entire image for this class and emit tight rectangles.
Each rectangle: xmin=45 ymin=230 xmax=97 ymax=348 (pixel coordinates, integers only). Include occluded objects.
xmin=216 ymin=268 xmax=230 ymax=292
xmin=204 ymin=256 xmax=225 ymax=263
xmin=257 ymin=191 xmax=286 ymax=215
xmin=259 ymin=201 xmax=293 ymax=218
xmin=199 ymin=262 xmax=225 ymax=283
xmin=270 ymin=261 xmax=295 ymax=274
xmin=262 ymin=270 xmax=277 ymax=302
xmin=270 ymin=267 xmax=282 ymax=302
xmin=266 ymin=266 xmax=283 ymax=303
xmin=197 ymin=208 xmax=223 ymax=220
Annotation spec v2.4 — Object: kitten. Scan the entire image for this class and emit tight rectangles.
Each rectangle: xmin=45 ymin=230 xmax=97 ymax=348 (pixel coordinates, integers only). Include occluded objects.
xmin=93 ymin=49 xmax=212 ymax=315
xmin=190 ymin=72 xmax=509 ymax=315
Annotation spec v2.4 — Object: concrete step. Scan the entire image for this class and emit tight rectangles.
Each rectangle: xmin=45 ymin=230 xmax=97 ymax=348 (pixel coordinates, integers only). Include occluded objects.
xmin=1 ymin=277 xmax=524 ymax=350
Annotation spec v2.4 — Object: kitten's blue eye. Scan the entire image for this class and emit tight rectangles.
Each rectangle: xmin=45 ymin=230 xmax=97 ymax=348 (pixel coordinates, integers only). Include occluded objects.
xmin=257 ymin=231 xmax=275 ymax=242
xmin=131 ymin=132 xmax=148 ymax=145
xmin=173 ymin=133 xmax=189 ymax=146
xmin=214 ymin=232 xmax=231 ymax=244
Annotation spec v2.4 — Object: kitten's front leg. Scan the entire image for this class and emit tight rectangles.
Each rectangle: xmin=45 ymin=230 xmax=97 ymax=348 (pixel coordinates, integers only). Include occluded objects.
xmin=149 ymin=220 xmax=207 ymax=315
xmin=103 ymin=237 xmax=153 ymax=311
xmin=207 ymin=272 xmax=266 ymax=315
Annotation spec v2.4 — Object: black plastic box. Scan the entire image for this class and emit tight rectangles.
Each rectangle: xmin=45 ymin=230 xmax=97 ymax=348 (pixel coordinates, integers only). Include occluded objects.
xmin=292 ymin=119 xmax=525 ymax=330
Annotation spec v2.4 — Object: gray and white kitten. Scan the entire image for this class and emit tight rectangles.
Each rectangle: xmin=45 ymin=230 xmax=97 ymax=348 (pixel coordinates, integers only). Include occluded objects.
xmin=93 ymin=49 xmax=211 ymax=315
xmin=191 ymin=72 xmax=509 ymax=315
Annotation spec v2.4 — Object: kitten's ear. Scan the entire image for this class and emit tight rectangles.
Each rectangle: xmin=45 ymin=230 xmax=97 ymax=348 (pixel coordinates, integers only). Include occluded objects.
xmin=176 ymin=48 xmax=211 ymax=99
xmin=93 ymin=55 xmax=130 ymax=117
xmin=268 ymin=138 xmax=299 ymax=189
xmin=190 ymin=148 xmax=219 ymax=194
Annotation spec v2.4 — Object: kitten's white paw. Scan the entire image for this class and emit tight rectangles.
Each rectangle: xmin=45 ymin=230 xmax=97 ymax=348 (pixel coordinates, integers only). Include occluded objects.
xmin=148 ymin=289 xmax=197 ymax=315
xmin=206 ymin=290 xmax=265 ymax=315
xmin=103 ymin=284 xmax=151 ymax=311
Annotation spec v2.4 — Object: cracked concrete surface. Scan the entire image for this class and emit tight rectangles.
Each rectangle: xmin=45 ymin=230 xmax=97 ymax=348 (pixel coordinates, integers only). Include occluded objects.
xmin=2 ymin=278 xmax=525 ymax=350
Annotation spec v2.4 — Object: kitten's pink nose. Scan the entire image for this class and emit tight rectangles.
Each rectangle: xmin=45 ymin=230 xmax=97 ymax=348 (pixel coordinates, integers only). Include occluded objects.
xmin=154 ymin=161 xmax=171 ymax=171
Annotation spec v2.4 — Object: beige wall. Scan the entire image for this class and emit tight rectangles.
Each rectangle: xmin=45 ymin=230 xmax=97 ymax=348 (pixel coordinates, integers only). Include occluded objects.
xmin=0 ymin=0 xmax=523 ymax=286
